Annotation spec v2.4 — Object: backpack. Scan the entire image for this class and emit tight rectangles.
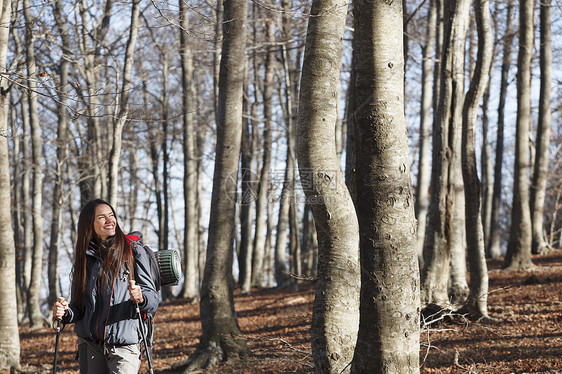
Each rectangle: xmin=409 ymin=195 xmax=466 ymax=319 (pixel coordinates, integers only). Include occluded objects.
xmin=125 ymin=232 xmax=182 ymax=369
xmin=126 ymin=231 xmax=182 ymax=292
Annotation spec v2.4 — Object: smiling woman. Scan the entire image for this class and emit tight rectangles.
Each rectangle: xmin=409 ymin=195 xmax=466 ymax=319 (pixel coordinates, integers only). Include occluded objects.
xmin=51 ymin=199 xmax=159 ymax=373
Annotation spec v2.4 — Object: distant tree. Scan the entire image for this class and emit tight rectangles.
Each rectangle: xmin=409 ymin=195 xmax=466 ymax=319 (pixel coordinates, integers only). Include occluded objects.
xmin=178 ymin=0 xmax=250 ymax=369
xmin=251 ymin=1 xmax=275 ymax=288
xmin=47 ymin=0 xmax=71 ymax=308
xmin=76 ymin=0 xmax=114 ymax=203
xmin=297 ymin=0 xmax=360 ymax=371
xmin=23 ymin=0 xmax=46 ymax=329
xmin=422 ymin=0 xmax=471 ymax=309
xmin=504 ymin=0 xmax=535 ymax=270
xmin=179 ymin=0 xmax=200 ymax=299
xmin=530 ymin=0 xmax=552 ymax=255
xmin=489 ymin=0 xmax=514 ymax=259
xmin=415 ymin=0 xmax=438 ymax=266
xmin=0 ymin=0 xmax=21 ymax=368
xmin=460 ymin=0 xmax=493 ymax=319
xmin=108 ymin=0 xmax=140 ymax=207
xmin=350 ymin=0 xmax=420 ymax=372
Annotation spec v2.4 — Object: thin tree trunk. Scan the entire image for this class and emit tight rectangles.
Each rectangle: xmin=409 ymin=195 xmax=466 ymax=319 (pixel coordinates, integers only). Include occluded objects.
xmin=489 ymin=0 xmax=514 ymax=259
xmin=239 ymin=90 xmax=254 ymax=292
xmin=10 ymin=101 xmax=26 ymax=323
xmin=23 ymin=0 xmax=46 ymax=329
xmin=460 ymin=0 xmax=493 ymax=319
xmin=422 ymin=0 xmax=471 ymax=309
xmin=415 ymin=0 xmax=437 ymax=267
xmin=180 ymin=0 xmax=199 ymax=299
xmin=179 ymin=0 xmax=250 ymax=368
xmin=48 ymin=0 xmax=71 ymax=308
xmin=351 ymin=1 xmax=420 ymax=372
xmin=480 ymin=58 xmax=494 ymax=256
xmin=76 ymin=0 xmax=114 ymax=203
xmin=530 ymin=0 xmax=552 ymax=255
xmin=0 ymin=0 xmax=21 ymax=367
xmin=108 ymin=0 xmax=140 ymax=207
xmin=275 ymin=20 xmax=295 ymax=287
xmin=297 ymin=0 xmax=360 ymax=370
xmin=504 ymin=0 xmax=535 ymax=270
xmin=251 ymin=4 xmax=274 ymax=287
xmin=11 ymin=28 xmax=31 ymax=323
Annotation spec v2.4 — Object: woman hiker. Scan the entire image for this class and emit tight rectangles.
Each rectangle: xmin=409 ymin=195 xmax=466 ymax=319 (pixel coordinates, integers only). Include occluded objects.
xmin=52 ymin=198 xmax=159 ymax=373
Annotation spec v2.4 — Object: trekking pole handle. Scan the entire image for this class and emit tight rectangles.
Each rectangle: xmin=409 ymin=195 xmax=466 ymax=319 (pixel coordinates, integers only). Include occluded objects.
xmin=54 ymin=297 xmax=66 ymax=332
xmin=56 ymin=297 xmax=65 ymax=320
xmin=129 ymin=280 xmax=140 ymax=305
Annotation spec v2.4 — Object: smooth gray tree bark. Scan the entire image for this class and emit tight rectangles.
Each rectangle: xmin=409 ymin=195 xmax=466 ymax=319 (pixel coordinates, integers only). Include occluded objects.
xmin=504 ymin=0 xmax=535 ymax=270
xmin=180 ymin=0 xmax=200 ymax=299
xmin=297 ymin=0 xmax=360 ymax=372
xmin=351 ymin=1 xmax=420 ymax=372
xmin=0 ymin=0 xmax=21 ymax=368
xmin=530 ymin=0 xmax=552 ymax=255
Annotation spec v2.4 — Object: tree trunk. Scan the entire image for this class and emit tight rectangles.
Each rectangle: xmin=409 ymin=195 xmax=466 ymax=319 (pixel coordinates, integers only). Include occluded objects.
xmin=297 ymin=0 xmax=360 ymax=371
xmin=47 ymin=0 xmax=71 ymax=308
xmin=238 ymin=93 xmax=254 ymax=293
xmin=180 ymin=0 xmax=200 ymax=299
xmin=0 ymin=0 xmax=21 ymax=367
xmin=460 ymin=0 xmax=493 ymax=319
xmin=179 ymin=0 xmax=250 ymax=369
xmin=23 ymin=0 xmax=46 ymax=329
xmin=108 ymin=0 xmax=140 ymax=207
xmin=415 ymin=0 xmax=438 ymax=267
xmin=421 ymin=0 xmax=471 ymax=309
xmin=480 ymin=58 xmax=494 ymax=258
xmin=76 ymin=0 xmax=114 ymax=204
xmin=503 ymin=0 xmax=535 ymax=270
xmin=251 ymin=5 xmax=274 ymax=288
xmin=11 ymin=29 xmax=31 ymax=324
xmin=275 ymin=17 xmax=296 ymax=287
xmin=351 ymin=1 xmax=420 ymax=372
xmin=448 ymin=185 xmax=468 ymax=305
xmin=530 ymin=0 xmax=552 ymax=255
xmin=489 ymin=0 xmax=514 ymax=259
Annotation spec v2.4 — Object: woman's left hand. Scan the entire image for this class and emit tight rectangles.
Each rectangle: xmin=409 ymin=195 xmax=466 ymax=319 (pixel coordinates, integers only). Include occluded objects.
xmin=128 ymin=283 xmax=144 ymax=304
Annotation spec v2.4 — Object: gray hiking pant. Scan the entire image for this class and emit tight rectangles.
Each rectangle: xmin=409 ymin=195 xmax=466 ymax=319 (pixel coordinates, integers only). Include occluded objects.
xmin=77 ymin=337 xmax=141 ymax=374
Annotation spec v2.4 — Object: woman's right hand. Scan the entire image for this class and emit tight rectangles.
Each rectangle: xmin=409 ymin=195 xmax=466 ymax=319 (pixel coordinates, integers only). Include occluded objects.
xmin=53 ymin=299 xmax=68 ymax=321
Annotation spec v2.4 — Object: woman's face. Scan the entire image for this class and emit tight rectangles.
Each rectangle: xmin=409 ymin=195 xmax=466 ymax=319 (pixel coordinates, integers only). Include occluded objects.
xmin=93 ymin=204 xmax=116 ymax=241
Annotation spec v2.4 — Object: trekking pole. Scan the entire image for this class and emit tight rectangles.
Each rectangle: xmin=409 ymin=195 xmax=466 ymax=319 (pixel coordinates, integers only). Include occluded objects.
xmin=53 ymin=296 xmax=65 ymax=374
xmin=129 ymin=280 xmax=154 ymax=374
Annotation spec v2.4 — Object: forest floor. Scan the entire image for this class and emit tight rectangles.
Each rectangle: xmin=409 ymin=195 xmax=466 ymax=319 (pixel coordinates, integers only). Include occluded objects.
xmin=8 ymin=250 xmax=562 ymax=374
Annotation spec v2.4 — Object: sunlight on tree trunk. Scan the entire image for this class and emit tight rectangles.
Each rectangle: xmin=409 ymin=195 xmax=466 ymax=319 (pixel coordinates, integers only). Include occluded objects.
xmin=0 ymin=0 xmax=21 ymax=368
xmin=504 ymin=0 xmax=535 ymax=270
xmin=351 ymin=1 xmax=420 ymax=372
xmin=297 ymin=0 xmax=360 ymax=371
xmin=530 ymin=0 xmax=552 ymax=255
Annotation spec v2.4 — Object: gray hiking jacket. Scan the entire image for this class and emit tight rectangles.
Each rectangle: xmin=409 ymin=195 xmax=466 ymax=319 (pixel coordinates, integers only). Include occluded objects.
xmin=63 ymin=240 xmax=159 ymax=346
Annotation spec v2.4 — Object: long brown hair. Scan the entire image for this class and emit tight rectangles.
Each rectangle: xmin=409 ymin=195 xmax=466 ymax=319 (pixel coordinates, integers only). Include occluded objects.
xmin=71 ymin=199 xmax=134 ymax=315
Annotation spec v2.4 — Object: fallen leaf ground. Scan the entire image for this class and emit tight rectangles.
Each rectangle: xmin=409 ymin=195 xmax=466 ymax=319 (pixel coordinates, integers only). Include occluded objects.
xmin=7 ymin=251 xmax=562 ymax=373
